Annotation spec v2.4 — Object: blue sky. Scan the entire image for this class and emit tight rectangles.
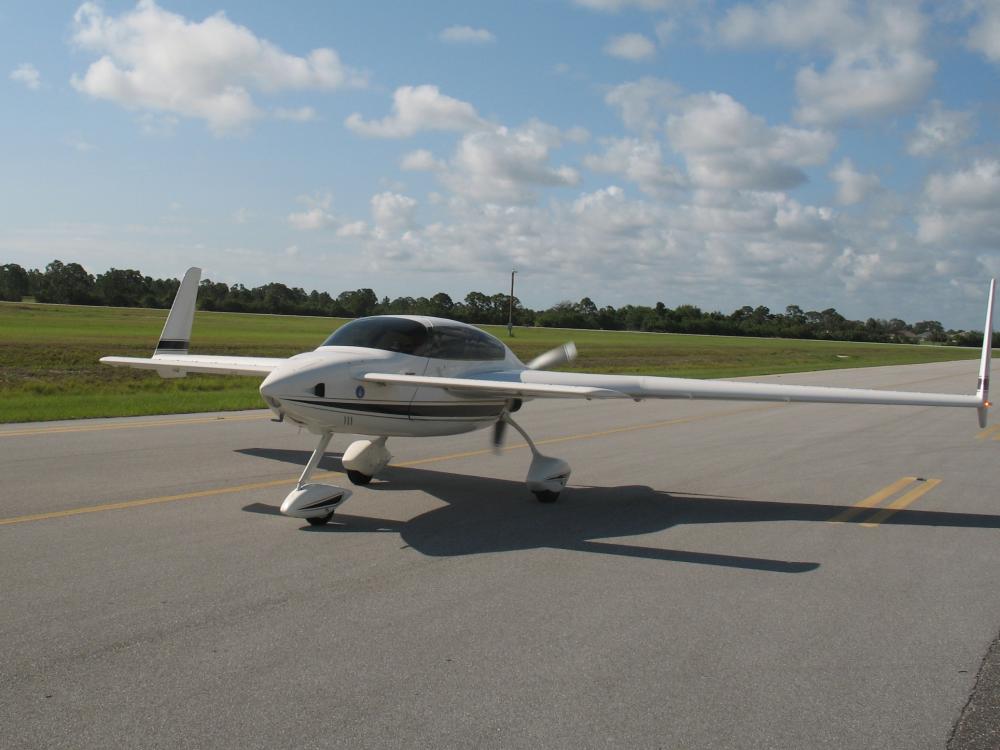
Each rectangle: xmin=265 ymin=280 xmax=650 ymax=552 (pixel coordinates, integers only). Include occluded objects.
xmin=2 ymin=0 xmax=998 ymax=327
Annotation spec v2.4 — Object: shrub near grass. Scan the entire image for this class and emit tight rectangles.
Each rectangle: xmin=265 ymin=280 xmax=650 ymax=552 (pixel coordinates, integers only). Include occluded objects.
xmin=0 ymin=302 xmax=981 ymax=424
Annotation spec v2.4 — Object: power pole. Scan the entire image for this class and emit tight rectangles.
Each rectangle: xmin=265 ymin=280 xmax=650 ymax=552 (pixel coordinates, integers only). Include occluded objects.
xmin=507 ymin=269 xmax=517 ymax=337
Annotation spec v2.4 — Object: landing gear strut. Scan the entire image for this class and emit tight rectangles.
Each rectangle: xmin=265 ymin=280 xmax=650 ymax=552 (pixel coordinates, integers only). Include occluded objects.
xmin=342 ymin=436 xmax=391 ymax=485
xmin=279 ymin=431 xmax=351 ymax=525
xmin=500 ymin=414 xmax=571 ymax=502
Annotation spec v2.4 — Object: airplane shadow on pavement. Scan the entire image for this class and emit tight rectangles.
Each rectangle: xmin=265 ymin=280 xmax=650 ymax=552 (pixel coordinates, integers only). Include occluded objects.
xmin=238 ymin=448 xmax=1000 ymax=575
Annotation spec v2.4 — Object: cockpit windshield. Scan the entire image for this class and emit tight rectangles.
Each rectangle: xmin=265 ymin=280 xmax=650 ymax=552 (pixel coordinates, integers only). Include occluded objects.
xmin=321 ymin=317 xmax=428 ymax=354
xmin=321 ymin=317 xmax=506 ymax=360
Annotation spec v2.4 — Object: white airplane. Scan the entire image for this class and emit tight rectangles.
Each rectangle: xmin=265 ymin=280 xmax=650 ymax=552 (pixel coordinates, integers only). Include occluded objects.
xmin=102 ymin=269 xmax=995 ymax=526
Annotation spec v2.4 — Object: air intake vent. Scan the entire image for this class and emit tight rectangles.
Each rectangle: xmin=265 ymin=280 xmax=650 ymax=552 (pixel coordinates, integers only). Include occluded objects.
xmin=313 ymin=383 xmax=325 ymax=398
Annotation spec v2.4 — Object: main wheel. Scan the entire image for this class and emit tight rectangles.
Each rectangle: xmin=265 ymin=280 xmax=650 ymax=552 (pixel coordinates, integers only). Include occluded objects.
xmin=533 ymin=490 xmax=560 ymax=503
xmin=347 ymin=470 xmax=373 ymax=486
xmin=306 ymin=512 xmax=334 ymax=526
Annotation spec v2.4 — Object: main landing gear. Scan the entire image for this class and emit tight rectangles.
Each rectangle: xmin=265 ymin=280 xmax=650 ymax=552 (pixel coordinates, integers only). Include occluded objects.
xmin=342 ymin=436 xmax=392 ymax=486
xmin=500 ymin=413 xmax=571 ymax=503
xmin=278 ymin=417 xmax=568 ymax=525
xmin=279 ymin=434 xmax=394 ymax=525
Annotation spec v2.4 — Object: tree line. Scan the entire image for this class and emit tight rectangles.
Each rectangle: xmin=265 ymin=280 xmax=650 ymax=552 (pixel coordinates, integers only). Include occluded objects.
xmin=0 ymin=260 xmax=991 ymax=347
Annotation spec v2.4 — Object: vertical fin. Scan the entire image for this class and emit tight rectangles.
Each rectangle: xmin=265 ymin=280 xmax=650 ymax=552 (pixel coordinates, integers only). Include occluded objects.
xmin=150 ymin=268 xmax=201 ymax=378
xmin=154 ymin=267 xmax=201 ymax=358
xmin=976 ymin=278 xmax=995 ymax=428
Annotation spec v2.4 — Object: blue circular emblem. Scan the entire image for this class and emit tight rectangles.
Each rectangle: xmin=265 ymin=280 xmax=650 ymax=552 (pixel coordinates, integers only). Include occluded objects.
xmin=355 ymin=385 xmax=366 ymax=399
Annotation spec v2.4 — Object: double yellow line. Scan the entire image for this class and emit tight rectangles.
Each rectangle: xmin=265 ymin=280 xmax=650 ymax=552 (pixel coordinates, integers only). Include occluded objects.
xmin=828 ymin=476 xmax=942 ymax=527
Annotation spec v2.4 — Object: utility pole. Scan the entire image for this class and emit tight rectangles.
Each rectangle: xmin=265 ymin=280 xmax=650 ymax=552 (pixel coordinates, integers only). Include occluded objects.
xmin=507 ymin=269 xmax=517 ymax=337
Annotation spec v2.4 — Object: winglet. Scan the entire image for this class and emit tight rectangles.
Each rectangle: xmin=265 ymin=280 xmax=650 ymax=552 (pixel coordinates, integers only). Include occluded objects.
xmin=151 ymin=267 xmax=200 ymax=378
xmin=154 ymin=267 xmax=201 ymax=358
xmin=976 ymin=278 xmax=995 ymax=428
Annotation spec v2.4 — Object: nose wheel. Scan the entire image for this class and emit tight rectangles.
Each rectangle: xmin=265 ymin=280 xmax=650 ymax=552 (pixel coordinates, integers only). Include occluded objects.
xmin=346 ymin=470 xmax=373 ymax=486
xmin=306 ymin=510 xmax=336 ymax=526
xmin=279 ymin=432 xmax=352 ymax=524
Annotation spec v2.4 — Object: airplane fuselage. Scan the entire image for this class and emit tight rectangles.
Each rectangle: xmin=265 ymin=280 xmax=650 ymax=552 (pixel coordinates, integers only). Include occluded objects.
xmin=259 ymin=347 xmax=513 ymax=437
xmin=259 ymin=331 xmax=523 ymax=439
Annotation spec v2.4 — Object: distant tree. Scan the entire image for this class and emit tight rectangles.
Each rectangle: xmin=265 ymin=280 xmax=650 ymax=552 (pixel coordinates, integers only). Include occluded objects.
xmin=0 ymin=263 xmax=29 ymax=301
xmin=36 ymin=260 xmax=96 ymax=304
xmin=95 ymin=268 xmax=148 ymax=307
xmin=338 ymin=288 xmax=378 ymax=317
xmin=785 ymin=305 xmax=806 ymax=324
xmin=429 ymin=292 xmax=454 ymax=317
xmin=463 ymin=291 xmax=492 ymax=322
xmin=198 ymin=280 xmax=232 ymax=311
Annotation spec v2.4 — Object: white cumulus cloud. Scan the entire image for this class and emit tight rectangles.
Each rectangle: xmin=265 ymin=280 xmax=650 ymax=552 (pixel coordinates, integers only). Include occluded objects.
xmin=584 ymin=138 xmax=685 ymax=195
xmin=438 ymin=121 xmax=580 ymax=204
xmin=604 ymin=33 xmax=657 ymax=61
xmin=666 ymin=92 xmax=835 ymax=190
xmin=401 ymin=149 xmax=445 ymax=171
xmin=70 ymin=0 xmax=364 ymax=134
xmin=967 ymin=0 xmax=1000 ymax=62
xmin=439 ymin=25 xmax=495 ymax=44
xmin=829 ymin=159 xmax=880 ymax=205
xmin=10 ymin=63 xmax=41 ymax=90
xmin=718 ymin=1 xmax=935 ymax=126
xmin=604 ymin=77 xmax=680 ymax=133
xmin=907 ymin=101 xmax=975 ymax=156
xmin=371 ymin=192 xmax=419 ymax=235
xmin=917 ymin=160 xmax=1000 ymax=246
xmin=345 ymin=85 xmax=485 ymax=138
xmin=288 ymin=192 xmax=338 ymax=230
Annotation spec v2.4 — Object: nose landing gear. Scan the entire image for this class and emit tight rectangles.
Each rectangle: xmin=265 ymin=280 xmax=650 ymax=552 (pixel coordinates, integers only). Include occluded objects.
xmin=279 ymin=431 xmax=351 ymax=525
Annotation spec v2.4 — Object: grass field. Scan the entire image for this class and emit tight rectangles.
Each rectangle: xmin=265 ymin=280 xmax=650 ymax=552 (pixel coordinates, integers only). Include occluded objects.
xmin=0 ymin=301 xmax=982 ymax=424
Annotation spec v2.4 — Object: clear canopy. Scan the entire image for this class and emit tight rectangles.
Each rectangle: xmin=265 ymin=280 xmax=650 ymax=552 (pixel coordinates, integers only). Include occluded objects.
xmin=322 ymin=317 xmax=506 ymax=361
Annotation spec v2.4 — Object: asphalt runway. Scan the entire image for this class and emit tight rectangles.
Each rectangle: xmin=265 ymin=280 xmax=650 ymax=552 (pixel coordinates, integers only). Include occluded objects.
xmin=2 ymin=359 xmax=999 ymax=749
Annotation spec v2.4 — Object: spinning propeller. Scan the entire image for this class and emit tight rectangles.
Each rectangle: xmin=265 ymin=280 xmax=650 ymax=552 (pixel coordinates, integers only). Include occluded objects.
xmin=492 ymin=343 xmax=578 ymax=451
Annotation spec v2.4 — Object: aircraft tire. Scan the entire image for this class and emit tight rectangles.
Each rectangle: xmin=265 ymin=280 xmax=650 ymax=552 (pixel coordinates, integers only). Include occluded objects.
xmin=533 ymin=490 xmax=560 ymax=503
xmin=306 ymin=512 xmax=334 ymax=526
xmin=347 ymin=470 xmax=373 ymax=486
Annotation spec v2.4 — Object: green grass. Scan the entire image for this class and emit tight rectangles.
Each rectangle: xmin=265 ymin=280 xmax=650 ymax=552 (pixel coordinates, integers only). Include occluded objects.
xmin=0 ymin=301 xmax=981 ymax=424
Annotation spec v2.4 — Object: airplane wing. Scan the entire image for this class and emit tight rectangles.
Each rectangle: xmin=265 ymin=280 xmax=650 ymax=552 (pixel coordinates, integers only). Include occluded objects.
xmin=364 ymin=276 xmax=994 ymax=427
xmin=363 ymin=369 xmax=978 ymax=407
xmin=361 ymin=372 xmax=626 ymax=400
xmin=100 ymin=355 xmax=285 ymax=377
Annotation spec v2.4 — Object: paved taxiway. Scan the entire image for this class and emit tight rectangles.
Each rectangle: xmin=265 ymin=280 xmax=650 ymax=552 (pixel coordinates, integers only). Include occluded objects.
xmin=2 ymin=359 xmax=999 ymax=749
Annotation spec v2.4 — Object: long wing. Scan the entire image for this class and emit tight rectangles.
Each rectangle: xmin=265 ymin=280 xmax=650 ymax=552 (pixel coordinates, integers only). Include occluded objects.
xmin=362 ymin=372 xmax=626 ymax=400
xmin=100 ymin=355 xmax=285 ymax=377
xmin=364 ymin=278 xmax=995 ymax=423
xmin=363 ymin=369 xmax=978 ymax=407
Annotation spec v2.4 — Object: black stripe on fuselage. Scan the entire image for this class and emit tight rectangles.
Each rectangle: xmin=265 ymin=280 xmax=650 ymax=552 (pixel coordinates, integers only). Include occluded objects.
xmin=286 ymin=398 xmax=504 ymax=419
xmin=156 ymin=339 xmax=189 ymax=351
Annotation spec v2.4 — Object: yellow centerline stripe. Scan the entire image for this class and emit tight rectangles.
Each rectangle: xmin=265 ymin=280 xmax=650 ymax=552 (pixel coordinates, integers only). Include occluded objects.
xmin=0 ymin=403 xmax=780 ymax=527
xmin=860 ymin=478 xmax=943 ymax=527
xmin=0 ymin=413 xmax=269 ymax=438
xmin=827 ymin=477 xmax=917 ymax=524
